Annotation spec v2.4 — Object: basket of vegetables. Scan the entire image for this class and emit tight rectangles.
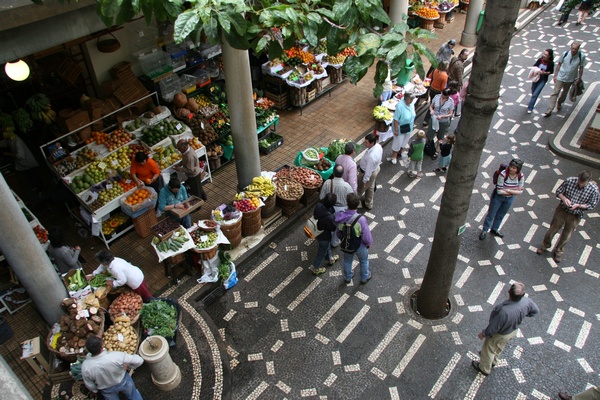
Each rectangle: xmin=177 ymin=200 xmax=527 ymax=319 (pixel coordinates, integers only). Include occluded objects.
xmin=140 ymin=298 xmax=181 ymax=347
xmin=104 ymin=315 xmax=139 ymax=354
xmin=275 ymin=177 xmax=304 ymax=209
xmin=109 ymin=291 xmax=143 ymax=325
xmin=300 ymin=147 xmax=320 ymax=166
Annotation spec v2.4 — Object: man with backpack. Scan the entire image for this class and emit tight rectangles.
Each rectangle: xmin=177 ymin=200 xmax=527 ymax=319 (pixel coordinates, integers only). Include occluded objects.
xmin=479 ymin=159 xmax=524 ymax=240
xmin=543 ymin=42 xmax=585 ymax=117
xmin=335 ymin=193 xmax=373 ymax=284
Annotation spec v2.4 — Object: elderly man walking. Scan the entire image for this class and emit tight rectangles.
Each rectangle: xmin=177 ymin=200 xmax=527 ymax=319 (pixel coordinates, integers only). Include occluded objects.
xmin=335 ymin=142 xmax=358 ymax=193
xmin=536 ymin=171 xmax=599 ymax=263
xmin=472 ymin=282 xmax=539 ymax=376
xmin=320 ymin=165 xmax=353 ymax=212
xmin=543 ymin=41 xmax=586 ymax=117
xmin=448 ymin=48 xmax=469 ymax=89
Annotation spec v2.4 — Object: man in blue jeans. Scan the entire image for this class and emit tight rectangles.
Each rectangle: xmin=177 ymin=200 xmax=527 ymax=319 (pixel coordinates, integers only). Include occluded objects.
xmin=82 ymin=335 xmax=144 ymax=400
xmin=480 ymin=159 xmax=525 ymax=240
xmin=335 ymin=193 xmax=373 ymax=284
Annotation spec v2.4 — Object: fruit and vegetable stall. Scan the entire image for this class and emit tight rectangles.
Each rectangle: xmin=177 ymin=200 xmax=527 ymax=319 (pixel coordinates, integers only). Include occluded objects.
xmin=40 ymin=94 xmax=212 ymax=248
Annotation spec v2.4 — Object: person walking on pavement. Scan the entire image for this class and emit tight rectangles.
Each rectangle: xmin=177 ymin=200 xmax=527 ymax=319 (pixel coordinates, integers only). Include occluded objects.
xmin=320 ymin=165 xmax=353 ymax=213
xmin=448 ymin=49 xmax=469 ymax=90
xmin=536 ymin=171 xmax=599 ymax=263
xmin=472 ymin=282 xmax=539 ymax=376
xmin=357 ymin=133 xmax=382 ymax=210
xmin=559 ymin=385 xmax=600 ymax=400
xmin=335 ymin=193 xmax=373 ymax=284
xmin=426 ymin=89 xmax=455 ymax=158
xmin=407 ymin=130 xmax=426 ymax=178
xmin=389 ymin=92 xmax=416 ymax=165
xmin=576 ymin=0 xmax=593 ymax=25
xmin=82 ymin=335 xmax=144 ymax=400
xmin=89 ymin=250 xmax=153 ymax=301
xmin=335 ymin=142 xmax=358 ymax=193
xmin=309 ymin=193 xmax=339 ymax=276
xmin=174 ymin=139 xmax=207 ymax=200
xmin=543 ymin=41 xmax=585 ymax=117
xmin=527 ymin=49 xmax=555 ymax=114
xmin=480 ymin=159 xmax=525 ymax=240
xmin=426 ymin=39 xmax=456 ymax=78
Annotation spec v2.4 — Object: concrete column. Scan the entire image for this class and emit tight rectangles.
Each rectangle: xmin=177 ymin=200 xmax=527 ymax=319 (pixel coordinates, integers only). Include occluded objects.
xmin=389 ymin=0 xmax=409 ymax=25
xmin=220 ymin=40 xmax=261 ymax=191
xmin=0 ymin=356 xmax=33 ymax=400
xmin=460 ymin=0 xmax=485 ymax=47
xmin=0 ymin=174 xmax=66 ymax=325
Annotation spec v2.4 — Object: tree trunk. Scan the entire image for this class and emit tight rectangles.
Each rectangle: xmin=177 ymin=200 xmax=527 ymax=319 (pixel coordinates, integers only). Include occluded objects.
xmin=416 ymin=1 xmax=521 ymax=319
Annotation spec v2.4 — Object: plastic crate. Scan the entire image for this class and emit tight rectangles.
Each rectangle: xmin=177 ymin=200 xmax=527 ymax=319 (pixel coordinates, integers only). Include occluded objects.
xmin=181 ymin=74 xmax=197 ymax=94
xmin=193 ymin=69 xmax=211 ymax=88
xmin=171 ymin=55 xmax=186 ymax=72
xmin=259 ymin=133 xmax=284 ymax=155
xmin=140 ymin=51 xmax=173 ymax=79
xmin=158 ymin=75 xmax=181 ymax=102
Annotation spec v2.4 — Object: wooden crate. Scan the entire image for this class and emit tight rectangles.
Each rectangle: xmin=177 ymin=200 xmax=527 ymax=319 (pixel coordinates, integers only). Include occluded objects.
xmin=307 ymin=88 xmax=316 ymax=102
xmin=326 ymin=66 xmax=343 ymax=84
xmin=265 ymin=91 xmax=288 ymax=109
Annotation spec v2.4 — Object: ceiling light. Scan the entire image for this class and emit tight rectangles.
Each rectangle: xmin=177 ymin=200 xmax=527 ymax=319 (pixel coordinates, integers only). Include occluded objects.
xmin=5 ymin=60 xmax=30 ymax=81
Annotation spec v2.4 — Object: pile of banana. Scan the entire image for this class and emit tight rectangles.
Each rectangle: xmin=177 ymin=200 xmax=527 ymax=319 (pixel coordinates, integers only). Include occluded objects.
xmin=26 ymin=93 xmax=56 ymax=125
xmin=246 ymin=176 xmax=275 ymax=197
xmin=12 ymin=109 xmax=33 ymax=134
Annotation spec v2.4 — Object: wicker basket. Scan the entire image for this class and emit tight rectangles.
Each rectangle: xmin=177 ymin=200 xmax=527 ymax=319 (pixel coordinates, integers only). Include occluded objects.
xmin=132 ymin=209 xmax=158 ymax=238
xmin=242 ymin=208 xmax=262 ymax=237
xmin=46 ymin=312 xmax=105 ymax=363
xmin=193 ymin=245 xmax=218 ymax=259
xmin=261 ymin=195 xmax=276 ymax=217
xmin=219 ymin=217 xmax=242 ymax=246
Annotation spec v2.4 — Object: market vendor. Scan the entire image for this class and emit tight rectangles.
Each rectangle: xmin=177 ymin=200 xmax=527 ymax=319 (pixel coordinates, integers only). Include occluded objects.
xmin=129 ymin=151 xmax=163 ymax=194
xmin=174 ymin=139 xmax=207 ymax=201
xmin=158 ymin=177 xmax=192 ymax=228
xmin=87 ymin=250 xmax=153 ymax=301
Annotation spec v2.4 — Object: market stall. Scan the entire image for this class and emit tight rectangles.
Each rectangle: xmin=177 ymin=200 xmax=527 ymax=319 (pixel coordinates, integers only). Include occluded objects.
xmin=40 ymin=93 xmax=212 ymax=248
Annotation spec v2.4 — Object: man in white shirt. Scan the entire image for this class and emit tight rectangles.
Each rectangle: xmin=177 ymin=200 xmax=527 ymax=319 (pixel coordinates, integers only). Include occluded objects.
xmin=357 ymin=133 xmax=383 ymax=210
xmin=82 ymin=335 xmax=144 ymax=400
xmin=89 ymin=250 xmax=153 ymax=301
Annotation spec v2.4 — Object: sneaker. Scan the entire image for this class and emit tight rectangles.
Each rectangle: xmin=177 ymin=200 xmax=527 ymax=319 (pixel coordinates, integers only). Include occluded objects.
xmin=543 ymin=112 xmax=551 ymax=117
xmin=328 ymin=255 xmax=339 ymax=266
xmin=536 ymin=247 xmax=544 ymax=255
xmin=422 ymin=122 xmax=429 ymax=128
xmin=527 ymin=110 xmax=532 ymax=114
xmin=360 ymin=273 xmax=372 ymax=284
xmin=553 ymin=252 xmax=562 ymax=264
xmin=390 ymin=158 xmax=398 ymax=165
xmin=557 ymin=103 xmax=562 ymax=111
xmin=309 ymin=266 xmax=326 ymax=275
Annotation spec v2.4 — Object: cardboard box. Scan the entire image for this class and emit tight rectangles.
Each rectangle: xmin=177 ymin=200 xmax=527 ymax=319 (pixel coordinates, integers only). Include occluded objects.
xmin=168 ymin=196 xmax=204 ymax=219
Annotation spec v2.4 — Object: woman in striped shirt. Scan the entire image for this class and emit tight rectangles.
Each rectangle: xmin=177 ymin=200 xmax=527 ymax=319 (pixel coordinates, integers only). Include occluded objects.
xmin=480 ymin=159 xmax=525 ymax=240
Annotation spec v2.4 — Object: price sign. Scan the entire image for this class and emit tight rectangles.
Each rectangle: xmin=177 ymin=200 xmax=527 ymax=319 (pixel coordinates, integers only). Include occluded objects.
xmin=200 ymin=235 xmax=208 ymax=242
xmin=200 ymin=121 xmax=204 ymax=130
xmin=125 ymin=179 xmax=132 ymax=184
xmin=117 ymin=333 xmax=124 ymax=342
xmin=112 ymin=159 xmax=118 ymax=166
xmin=176 ymin=123 xmax=182 ymax=130
xmin=106 ymin=183 xmax=113 ymax=190
xmin=97 ymin=162 xmax=107 ymax=170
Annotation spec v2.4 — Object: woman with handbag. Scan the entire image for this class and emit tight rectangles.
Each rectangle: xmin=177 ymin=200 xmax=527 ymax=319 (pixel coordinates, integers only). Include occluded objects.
xmin=527 ymin=49 xmax=554 ymax=114
xmin=309 ymin=193 xmax=339 ymax=276
xmin=423 ymin=61 xmax=449 ymax=128
xmin=426 ymin=89 xmax=455 ymax=160
xmin=389 ymin=92 xmax=416 ymax=165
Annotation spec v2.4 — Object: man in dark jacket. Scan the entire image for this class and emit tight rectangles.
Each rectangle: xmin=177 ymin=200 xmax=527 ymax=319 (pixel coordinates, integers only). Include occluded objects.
xmin=309 ymin=193 xmax=339 ymax=275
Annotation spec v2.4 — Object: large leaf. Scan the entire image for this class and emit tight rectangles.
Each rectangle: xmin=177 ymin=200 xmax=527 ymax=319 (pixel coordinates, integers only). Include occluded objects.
xmin=96 ymin=0 xmax=115 ymax=27
xmin=223 ymin=27 xmax=252 ymax=49
xmin=227 ymin=13 xmax=248 ymax=36
xmin=344 ymin=54 xmax=374 ymax=84
xmin=255 ymin=36 xmax=269 ymax=53
xmin=413 ymin=42 xmax=437 ymax=67
xmin=304 ymin=21 xmax=319 ymax=48
xmin=268 ymin=41 xmax=283 ymax=60
xmin=100 ymin=0 xmax=122 ymax=19
xmin=259 ymin=10 xmax=275 ymax=26
xmin=412 ymin=51 xmax=425 ymax=79
xmin=355 ymin=33 xmax=380 ymax=57
xmin=386 ymin=41 xmax=407 ymax=61
xmin=115 ymin=1 xmax=135 ymax=26
xmin=174 ymin=11 xmax=201 ymax=43
xmin=217 ymin=13 xmax=231 ymax=34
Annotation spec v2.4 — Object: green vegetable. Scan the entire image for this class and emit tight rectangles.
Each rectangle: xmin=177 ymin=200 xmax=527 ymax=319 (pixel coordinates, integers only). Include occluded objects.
xmin=140 ymin=300 xmax=178 ymax=338
xmin=89 ymin=274 xmax=108 ymax=288
xmin=327 ymin=139 xmax=352 ymax=162
xmin=218 ymin=252 xmax=232 ymax=281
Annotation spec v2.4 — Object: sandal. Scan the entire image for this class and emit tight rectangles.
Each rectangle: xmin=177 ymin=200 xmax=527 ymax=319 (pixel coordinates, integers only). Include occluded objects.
xmin=434 ymin=168 xmax=443 ymax=173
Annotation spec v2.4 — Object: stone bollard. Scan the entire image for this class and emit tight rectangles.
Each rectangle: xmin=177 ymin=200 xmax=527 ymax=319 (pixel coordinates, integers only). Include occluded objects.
xmin=138 ymin=336 xmax=181 ymax=391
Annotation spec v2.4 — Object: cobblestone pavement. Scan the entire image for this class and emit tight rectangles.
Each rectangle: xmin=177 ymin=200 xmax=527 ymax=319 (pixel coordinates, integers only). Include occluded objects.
xmin=204 ymin=6 xmax=600 ymax=400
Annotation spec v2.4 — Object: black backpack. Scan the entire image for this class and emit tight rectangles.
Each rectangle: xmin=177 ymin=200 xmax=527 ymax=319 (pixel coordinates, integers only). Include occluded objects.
xmin=339 ymin=213 xmax=363 ymax=254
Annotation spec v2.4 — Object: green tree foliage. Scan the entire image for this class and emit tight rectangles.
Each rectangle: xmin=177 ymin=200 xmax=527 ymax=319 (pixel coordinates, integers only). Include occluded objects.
xmin=38 ymin=0 xmax=436 ymax=98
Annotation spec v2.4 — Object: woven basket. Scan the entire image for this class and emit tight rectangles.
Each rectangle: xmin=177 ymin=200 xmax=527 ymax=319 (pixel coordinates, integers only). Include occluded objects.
xmin=242 ymin=208 xmax=262 ymax=237
xmin=46 ymin=312 xmax=105 ymax=362
xmin=219 ymin=217 xmax=242 ymax=245
xmin=261 ymin=195 xmax=276 ymax=217
xmin=132 ymin=209 xmax=158 ymax=238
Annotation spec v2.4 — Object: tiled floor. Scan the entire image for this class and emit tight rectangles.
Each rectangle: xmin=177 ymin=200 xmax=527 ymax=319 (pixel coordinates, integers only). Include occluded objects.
xmin=0 ymin=12 xmax=471 ymax=399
